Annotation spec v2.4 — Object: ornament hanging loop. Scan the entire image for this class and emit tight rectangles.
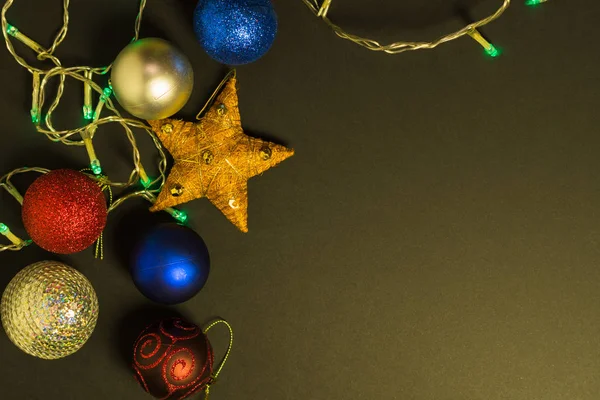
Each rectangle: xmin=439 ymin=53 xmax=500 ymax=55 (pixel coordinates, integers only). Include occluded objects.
xmin=79 ymin=170 xmax=113 ymax=260
xmin=203 ymin=318 xmax=234 ymax=399
xmin=196 ymin=69 xmax=237 ymax=120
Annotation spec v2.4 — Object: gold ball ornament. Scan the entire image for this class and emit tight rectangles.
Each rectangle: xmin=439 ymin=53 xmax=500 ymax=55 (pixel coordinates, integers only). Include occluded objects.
xmin=1 ymin=261 xmax=99 ymax=359
xmin=111 ymin=38 xmax=194 ymax=120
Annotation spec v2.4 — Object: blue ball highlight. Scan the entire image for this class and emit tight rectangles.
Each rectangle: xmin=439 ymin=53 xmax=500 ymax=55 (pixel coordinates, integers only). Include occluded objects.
xmin=131 ymin=224 xmax=210 ymax=305
xmin=193 ymin=0 xmax=278 ymax=65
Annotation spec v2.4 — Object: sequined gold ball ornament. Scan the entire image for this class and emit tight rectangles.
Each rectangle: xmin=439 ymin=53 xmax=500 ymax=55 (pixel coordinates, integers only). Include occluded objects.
xmin=111 ymin=38 xmax=194 ymax=120
xmin=1 ymin=261 xmax=99 ymax=360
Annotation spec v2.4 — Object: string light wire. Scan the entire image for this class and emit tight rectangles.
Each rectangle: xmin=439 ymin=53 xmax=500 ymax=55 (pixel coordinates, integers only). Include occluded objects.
xmin=0 ymin=0 xmax=181 ymax=252
xmin=301 ymin=0 xmax=511 ymax=54
xmin=0 ymin=0 xmax=533 ymax=252
xmin=0 ymin=167 xmax=48 ymax=251
xmin=1 ymin=0 xmax=163 ymax=188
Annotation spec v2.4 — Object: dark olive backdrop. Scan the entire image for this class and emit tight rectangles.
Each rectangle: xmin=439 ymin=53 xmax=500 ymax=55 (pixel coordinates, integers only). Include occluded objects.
xmin=0 ymin=1 xmax=598 ymax=399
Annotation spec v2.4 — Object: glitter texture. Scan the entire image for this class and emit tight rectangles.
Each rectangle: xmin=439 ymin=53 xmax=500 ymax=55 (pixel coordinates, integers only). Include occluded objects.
xmin=1 ymin=261 xmax=99 ymax=360
xmin=22 ymin=169 xmax=107 ymax=254
xmin=193 ymin=0 xmax=278 ymax=65
xmin=133 ymin=317 xmax=214 ymax=399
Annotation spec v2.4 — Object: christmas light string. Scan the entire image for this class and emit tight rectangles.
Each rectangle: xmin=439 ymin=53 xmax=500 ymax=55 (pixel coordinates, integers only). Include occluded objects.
xmin=0 ymin=0 xmax=193 ymax=251
xmin=1 ymin=0 xmax=161 ymax=186
xmin=0 ymin=0 xmax=550 ymax=253
xmin=302 ymin=0 xmax=548 ymax=56
xmin=0 ymin=165 xmax=188 ymax=253
xmin=0 ymin=167 xmax=47 ymax=251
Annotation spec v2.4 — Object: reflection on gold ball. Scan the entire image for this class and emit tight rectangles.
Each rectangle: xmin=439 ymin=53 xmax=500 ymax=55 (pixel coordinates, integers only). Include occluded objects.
xmin=1 ymin=261 xmax=99 ymax=359
xmin=111 ymin=38 xmax=194 ymax=120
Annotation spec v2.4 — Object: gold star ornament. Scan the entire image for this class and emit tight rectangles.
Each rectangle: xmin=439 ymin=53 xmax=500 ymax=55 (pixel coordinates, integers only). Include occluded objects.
xmin=147 ymin=77 xmax=294 ymax=232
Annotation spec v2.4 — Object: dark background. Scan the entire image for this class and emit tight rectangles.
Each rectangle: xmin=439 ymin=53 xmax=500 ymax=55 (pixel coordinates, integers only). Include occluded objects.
xmin=0 ymin=0 xmax=598 ymax=399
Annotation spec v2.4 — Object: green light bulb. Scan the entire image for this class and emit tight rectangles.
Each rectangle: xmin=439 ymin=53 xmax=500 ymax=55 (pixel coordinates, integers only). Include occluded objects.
xmin=30 ymin=108 xmax=39 ymax=124
xmin=101 ymin=87 xmax=112 ymax=101
xmin=83 ymin=105 xmax=93 ymax=120
xmin=6 ymin=24 xmax=18 ymax=36
xmin=90 ymin=160 xmax=102 ymax=175
xmin=141 ymin=176 xmax=152 ymax=188
xmin=0 ymin=223 xmax=8 ymax=234
xmin=172 ymin=210 xmax=188 ymax=224
xmin=525 ymin=0 xmax=546 ymax=5
xmin=485 ymin=45 xmax=500 ymax=58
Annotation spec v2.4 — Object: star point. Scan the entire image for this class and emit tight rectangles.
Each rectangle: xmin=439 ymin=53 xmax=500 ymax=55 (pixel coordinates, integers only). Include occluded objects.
xmin=147 ymin=77 xmax=294 ymax=232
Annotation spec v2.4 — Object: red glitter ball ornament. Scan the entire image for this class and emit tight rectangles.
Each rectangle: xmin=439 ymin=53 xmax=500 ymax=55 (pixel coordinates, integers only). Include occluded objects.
xmin=133 ymin=317 xmax=214 ymax=400
xmin=22 ymin=169 xmax=107 ymax=254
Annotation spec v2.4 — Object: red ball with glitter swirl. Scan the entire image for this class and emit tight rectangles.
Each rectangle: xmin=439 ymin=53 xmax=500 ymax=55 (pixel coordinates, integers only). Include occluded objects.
xmin=22 ymin=169 xmax=107 ymax=254
xmin=132 ymin=317 xmax=214 ymax=399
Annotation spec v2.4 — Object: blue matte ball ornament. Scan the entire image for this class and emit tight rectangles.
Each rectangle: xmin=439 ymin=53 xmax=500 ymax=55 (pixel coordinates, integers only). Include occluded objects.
xmin=193 ymin=0 xmax=278 ymax=65
xmin=131 ymin=224 xmax=210 ymax=305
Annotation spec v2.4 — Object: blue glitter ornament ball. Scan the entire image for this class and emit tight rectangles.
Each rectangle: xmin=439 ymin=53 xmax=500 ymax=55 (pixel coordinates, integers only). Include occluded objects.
xmin=131 ymin=224 xmax=210 ymax=305
xmin=193 ymin=0 xmax=278 ymax=65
